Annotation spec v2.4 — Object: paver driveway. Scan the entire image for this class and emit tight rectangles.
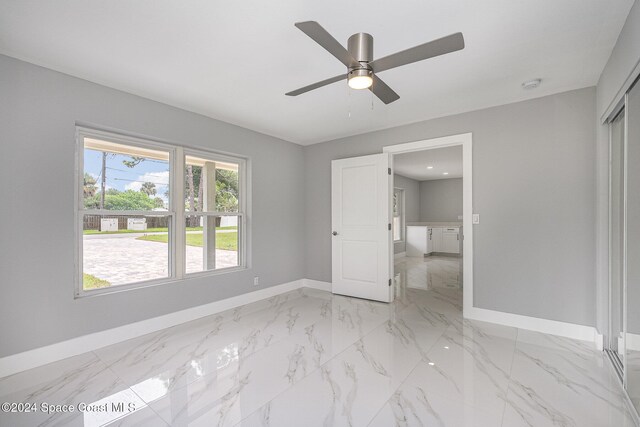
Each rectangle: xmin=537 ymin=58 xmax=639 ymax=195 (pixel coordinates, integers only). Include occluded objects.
xmin=83 ymin=234 xmax=237 ymax=286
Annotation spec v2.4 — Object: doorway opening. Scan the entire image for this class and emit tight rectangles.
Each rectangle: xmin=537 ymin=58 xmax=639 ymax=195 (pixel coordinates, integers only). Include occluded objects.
xmin=384 ymin=133 xmax=473 ymax=316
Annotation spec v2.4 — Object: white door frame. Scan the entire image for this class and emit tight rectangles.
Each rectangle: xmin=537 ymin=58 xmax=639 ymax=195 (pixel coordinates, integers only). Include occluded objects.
xmin=383 ymin=133 xmax=473 ymax=316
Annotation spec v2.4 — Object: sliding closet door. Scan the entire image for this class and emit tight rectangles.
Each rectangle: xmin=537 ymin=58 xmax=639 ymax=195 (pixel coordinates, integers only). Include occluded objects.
xmin=610 ymin=110 xmax=625 ymax=365
xmin=626 ymin=82 xmax=640 ymax=409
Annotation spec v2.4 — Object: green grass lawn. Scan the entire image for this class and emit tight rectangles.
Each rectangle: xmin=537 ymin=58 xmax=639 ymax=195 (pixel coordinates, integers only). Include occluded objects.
xmin=83 ymin=273 xmax=111 ymax=289
xmin=137 ymin=232 xmax=238 ymax=251
xmin=84 ymin=226 xmax=236 ymax=235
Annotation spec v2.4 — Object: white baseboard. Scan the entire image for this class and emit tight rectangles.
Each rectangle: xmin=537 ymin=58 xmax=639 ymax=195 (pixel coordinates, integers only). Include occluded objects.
xmin=394 ymin=252 xmax=406 ymax=259
xmin=0 ymin=279 xmax=306 ymax=379
xmin=595 ymin=332 xmax=604 ymax=351
xmin=465 ymin=307 xmax=602 ymax=348
xmin=1 ymin=281 xmax=606 ymax=379
xmin=619 ymin=332 xmax=640 ymax=351
xmin=628 ymin=332 xmax=640 ymax=351
xmin=303 ymin=279 xmax=332 ymax=292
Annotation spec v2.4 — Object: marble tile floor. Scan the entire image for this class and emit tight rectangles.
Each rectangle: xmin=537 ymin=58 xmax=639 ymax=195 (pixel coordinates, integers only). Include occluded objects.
xmin=0 ymin=256 xmax=636 ymax=426
xmin=626 ymin=349 xmax=640 ymax=410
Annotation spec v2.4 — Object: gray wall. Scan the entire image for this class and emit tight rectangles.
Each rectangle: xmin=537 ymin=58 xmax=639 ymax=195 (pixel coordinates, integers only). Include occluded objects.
xmin=595 ymin=1 xmax=640 ymax=335
xmin=393 ymin=174 xmax=419 ymax=254
xmin=0 ymin=55 xmax=306 ymax=357
xmin=419 ymin=178 xmax=462 ymax=222
xmin=305 ymin=87 xmax=597 ymax=327
xmin=596 ymin=1 xmax=640 ymax=119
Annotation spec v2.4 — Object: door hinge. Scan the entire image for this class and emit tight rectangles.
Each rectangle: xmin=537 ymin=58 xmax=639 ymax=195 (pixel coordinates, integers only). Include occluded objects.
xmin=389 ymin=279 xmax=392 ymax=287
xmin=388 ymin=168 xmax=391 ymax=175
xmin=388 ymin=223 xmax=391 ymax=231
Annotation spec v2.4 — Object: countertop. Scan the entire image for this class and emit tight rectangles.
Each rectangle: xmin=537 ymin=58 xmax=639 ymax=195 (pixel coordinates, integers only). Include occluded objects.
xmin=406 ymin=222 xmax=463 ymax=227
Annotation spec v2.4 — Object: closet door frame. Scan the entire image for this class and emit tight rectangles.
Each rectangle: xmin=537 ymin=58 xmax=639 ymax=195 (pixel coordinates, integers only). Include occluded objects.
xmin=607 ymin=101 xmax=627 ymax=382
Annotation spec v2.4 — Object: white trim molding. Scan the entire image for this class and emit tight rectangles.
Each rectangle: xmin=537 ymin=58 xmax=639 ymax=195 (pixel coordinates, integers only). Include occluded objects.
xmin=595 ymin=332 xmax=604 ymax=351
xmin=0 ymin=279 xmax=305 ymax=378
xmin=384 ymin=133 xmax=473 ymax=317
xmin=466 ymin=306 xmax=603 ymax=348
xmin=624 ymin=332 xmax=640 ymax=351
xmin=303 ymin=279 xmax=332 ymax=292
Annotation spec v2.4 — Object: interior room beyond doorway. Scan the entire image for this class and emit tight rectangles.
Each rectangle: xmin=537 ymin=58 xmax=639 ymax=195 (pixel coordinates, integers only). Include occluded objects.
xmin=389 ymin=139 xmax=468 ymax=306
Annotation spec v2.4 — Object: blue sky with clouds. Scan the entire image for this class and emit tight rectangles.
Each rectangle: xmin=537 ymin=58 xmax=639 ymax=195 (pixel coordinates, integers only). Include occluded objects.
xmin=84 ymin=148 xmax=170 ymax=201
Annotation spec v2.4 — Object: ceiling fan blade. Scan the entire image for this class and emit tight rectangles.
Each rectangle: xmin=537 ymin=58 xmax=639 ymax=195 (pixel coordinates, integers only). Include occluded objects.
xmin=370 ymin=32 xmax=464 ymax=73
xmin=369 ymin=74 xmax=400 ymax=104
xmin=286 ymin=74 xmax=346 ymax=96
xmin=294 ymin=21 xmax=359 ymax=68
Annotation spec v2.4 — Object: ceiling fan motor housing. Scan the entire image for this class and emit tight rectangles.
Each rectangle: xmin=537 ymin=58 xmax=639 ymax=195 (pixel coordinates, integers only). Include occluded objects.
xmin=348 ymin=33 xmax=373 ymax=68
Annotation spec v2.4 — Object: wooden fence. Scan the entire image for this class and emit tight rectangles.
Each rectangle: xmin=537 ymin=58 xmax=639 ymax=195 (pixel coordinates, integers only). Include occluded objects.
xmin=83 ymin=215 xmax=169 ymax=231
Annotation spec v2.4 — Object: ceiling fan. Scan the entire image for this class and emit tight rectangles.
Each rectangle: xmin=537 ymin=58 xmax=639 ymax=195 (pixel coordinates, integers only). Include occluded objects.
xmin=286 ymin=21 xmax=465 ymax=104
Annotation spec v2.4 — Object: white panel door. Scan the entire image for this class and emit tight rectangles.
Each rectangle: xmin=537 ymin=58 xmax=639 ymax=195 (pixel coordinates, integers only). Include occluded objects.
xmin=331 ymin=153 xmax=392 ymax=302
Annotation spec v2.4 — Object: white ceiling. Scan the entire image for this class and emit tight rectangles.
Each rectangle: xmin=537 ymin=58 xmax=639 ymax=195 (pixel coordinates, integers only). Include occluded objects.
xmin=0 ymin=1 xmax=633 ymax=145
xmin=394 ymin=146 xmax=462 ymax=181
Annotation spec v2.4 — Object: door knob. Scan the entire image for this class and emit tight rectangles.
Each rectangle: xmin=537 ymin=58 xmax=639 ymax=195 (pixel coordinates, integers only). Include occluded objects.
xmin=332 ymin=231 xmax=338 ymax=236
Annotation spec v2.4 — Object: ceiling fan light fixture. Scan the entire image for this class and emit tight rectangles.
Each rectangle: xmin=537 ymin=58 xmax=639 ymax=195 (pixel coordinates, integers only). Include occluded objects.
xmin=348 ymin=68 xmax=373 ymax=90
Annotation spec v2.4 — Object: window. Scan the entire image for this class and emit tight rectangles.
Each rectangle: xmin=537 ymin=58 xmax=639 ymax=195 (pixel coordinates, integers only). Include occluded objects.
xmin=76 ymin=128 xmax=247 ymax=296
xmin=184 ymin=153 xmax=242 ymax=274
xmin=393 ymin=188 xmax=404 ymax=242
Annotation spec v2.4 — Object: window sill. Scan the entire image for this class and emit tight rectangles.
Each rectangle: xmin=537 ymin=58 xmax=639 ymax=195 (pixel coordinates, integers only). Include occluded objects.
xmin=75 ymin=266 xmax=248 ymax=299
xmin=183 ymin=266 xmax=247 ymax=281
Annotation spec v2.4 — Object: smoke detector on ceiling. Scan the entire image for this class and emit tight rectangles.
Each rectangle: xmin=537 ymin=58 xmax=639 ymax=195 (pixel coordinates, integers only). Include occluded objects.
xmin=522 ymin=79 xmax=542 ymax=90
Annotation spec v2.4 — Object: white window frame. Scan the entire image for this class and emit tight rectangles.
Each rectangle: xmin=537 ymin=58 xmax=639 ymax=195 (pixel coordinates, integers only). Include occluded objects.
xmin=75 ymin=127 xmax=249 ymax=297
xmin=393 ymin=188 xmax=404 ymax=242
xmin=182 ymin=147 xmax=247 ymax=278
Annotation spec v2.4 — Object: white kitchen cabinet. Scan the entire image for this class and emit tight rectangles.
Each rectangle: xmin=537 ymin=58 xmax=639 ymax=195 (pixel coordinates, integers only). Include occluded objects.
xmin=406 ymin=226 xmax=427 ymax=257
xmin=442 ymin=227 xmax=460 ymax=254
xmin=407 ymin=225 xmax=461 ymax=256
xmin=431 ymin=227 xmax=443 ymax=252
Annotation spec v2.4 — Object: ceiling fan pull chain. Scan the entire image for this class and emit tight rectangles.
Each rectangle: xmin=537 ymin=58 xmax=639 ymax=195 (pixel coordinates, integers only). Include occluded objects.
xmin=348 ymin=84 xmax=351 ymax=118
xmin=371 ymin=87 xmax=374 ymax=110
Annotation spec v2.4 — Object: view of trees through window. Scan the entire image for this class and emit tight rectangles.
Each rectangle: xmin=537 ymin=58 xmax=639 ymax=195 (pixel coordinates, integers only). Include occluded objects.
xmin=183 ymin=155 xmax=240 ymax=274
xmin=184 ymin=161 xmax=239 ymax=224
xmin=79 ymin=136 xmax=244 ymax=293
